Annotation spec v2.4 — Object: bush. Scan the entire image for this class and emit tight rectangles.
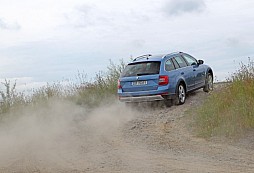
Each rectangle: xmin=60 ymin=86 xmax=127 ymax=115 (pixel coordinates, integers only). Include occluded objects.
xmin=73 ymin=59 xmax=126 ymax=108
xmin=195 ymin=58 xmax=254 ymax=138
xmin=0 ymin=80 xmax=28 ymax=115
xmin=0 ymin=59 xmax=126 ymax=117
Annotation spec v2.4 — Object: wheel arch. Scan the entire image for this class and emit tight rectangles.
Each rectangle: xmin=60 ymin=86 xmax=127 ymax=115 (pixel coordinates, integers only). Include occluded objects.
xmin=175 ymin=79 xmax=187 ymax=93
xmin=207 ymin=68 xmax=213 ymax=79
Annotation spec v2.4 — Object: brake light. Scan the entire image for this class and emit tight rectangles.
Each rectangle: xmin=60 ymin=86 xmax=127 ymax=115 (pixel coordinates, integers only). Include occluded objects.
xmin=117 ymin=79 xmax=122 ymax=89
xmin=159 ymin=75 xmax=169 ymax=85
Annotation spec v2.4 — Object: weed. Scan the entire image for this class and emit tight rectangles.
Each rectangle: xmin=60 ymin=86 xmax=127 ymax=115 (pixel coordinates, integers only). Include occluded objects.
xmin=195 ymin=58 xmax=254 ymax=138
xmin=0 ymin=59 xmax=126 ymax=117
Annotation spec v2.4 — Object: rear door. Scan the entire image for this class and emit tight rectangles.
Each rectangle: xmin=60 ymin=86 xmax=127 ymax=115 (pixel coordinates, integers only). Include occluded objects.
xmin=173 ymin=56 xmax=195 ymax=91
xmin=120 ymin=62 xmax=161 ymax=92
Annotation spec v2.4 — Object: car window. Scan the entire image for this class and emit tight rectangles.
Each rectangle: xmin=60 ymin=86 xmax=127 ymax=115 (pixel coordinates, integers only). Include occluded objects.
xmin=172 ymin=58 xmax=180 ymax=69
xmin=174 ymin=56 xmax=187 ymax=68
xmin=121 ymin=62 xmax=161 ymax=77
xmin=182 ymin=54 xmax=197 ymax=66
xmin=165 ymin=59 xmax=175 ymax=71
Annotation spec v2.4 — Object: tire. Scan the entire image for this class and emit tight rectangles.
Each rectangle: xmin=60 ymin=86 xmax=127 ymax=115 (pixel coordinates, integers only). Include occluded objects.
xmin=175 ymin=83 xmax=186 ymax=105
xmin=203 ymin=73 xmax=213 ymax=92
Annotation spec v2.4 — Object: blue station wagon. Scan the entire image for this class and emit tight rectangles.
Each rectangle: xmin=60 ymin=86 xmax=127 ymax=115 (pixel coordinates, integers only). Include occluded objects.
xmin=117 ymin=52 xmax=213 ymax=106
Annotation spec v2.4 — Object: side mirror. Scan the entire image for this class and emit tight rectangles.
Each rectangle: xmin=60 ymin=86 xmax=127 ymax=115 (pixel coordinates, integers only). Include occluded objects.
xmin=198 ymin=60 xmax=204 ymax=65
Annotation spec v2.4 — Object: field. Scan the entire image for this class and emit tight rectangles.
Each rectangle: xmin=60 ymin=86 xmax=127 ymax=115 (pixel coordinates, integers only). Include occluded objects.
xmin=195 ymin=58 xmax=254 ymax=137
xmin=0 ymin=59 xmax=253 ymax=172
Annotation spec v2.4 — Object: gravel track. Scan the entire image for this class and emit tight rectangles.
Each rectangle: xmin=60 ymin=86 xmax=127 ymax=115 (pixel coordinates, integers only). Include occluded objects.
xmin=0 ymin=86 xmax=253 ymax=172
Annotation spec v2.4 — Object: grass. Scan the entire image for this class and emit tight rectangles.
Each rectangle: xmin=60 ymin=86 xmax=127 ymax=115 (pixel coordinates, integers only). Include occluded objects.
xmin=195 ymin=58 xmax=254 ymax=138
xmin=2 ymin=57 xmax=254 ymax=139
xmin=72 ymin=59 xmax=126 ymax=108
xmin=0 ymin=59 xmax=126 ymax=118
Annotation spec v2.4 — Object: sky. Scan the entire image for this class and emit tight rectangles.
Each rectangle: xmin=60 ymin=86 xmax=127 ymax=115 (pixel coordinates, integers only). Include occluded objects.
xmin=0 ymin=0 xmax=254 ymax=91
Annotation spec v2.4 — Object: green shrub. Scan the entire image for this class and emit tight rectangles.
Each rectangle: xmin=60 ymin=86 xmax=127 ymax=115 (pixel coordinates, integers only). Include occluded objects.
xmin=73 ymin=59 xmax=126 ymax=108
xmin=195 ymin=58 xmax=254 ymax=138
xmin=0 ymin=59 xmax=126 ymax=117
xmin=0 ymin=80 xmax=28 ymax=115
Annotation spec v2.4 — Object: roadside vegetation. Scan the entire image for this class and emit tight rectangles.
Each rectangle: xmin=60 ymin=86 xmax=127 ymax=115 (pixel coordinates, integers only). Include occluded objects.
xmin=195 ymin=58 xmax=254 ymax=138
xmin=1 ymin=57 xmax=254 ymax=139
xmin=0 ymin=59 xmax=126 ymax=118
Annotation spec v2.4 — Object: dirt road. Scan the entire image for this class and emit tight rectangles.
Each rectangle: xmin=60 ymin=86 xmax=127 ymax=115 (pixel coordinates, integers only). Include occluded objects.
xmin=0 ymin=88 xmax=253 ymax=172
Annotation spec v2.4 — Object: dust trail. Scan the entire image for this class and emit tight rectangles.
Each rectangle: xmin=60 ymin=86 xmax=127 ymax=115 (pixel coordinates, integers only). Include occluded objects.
xmin=0 ymin=99 xmax=135 ymax=172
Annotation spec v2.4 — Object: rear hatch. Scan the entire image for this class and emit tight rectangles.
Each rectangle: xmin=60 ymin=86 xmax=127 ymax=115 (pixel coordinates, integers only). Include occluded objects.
xmin=120 ymin=61 xmax=161 ymax=92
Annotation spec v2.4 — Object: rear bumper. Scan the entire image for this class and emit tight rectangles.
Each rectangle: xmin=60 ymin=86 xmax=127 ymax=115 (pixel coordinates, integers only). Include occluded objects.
xmin=119 ymin=94 xmax=164 ymax=102
xmin=118 ymin=86 xmax=176 ymax=103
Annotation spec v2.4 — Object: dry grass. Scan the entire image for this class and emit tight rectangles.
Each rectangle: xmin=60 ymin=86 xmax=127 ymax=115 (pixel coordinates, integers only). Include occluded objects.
xmin=0 ymin=59 xmax=126 ymax=118
xmin=195 ymin=58 xmax=254 ymax=138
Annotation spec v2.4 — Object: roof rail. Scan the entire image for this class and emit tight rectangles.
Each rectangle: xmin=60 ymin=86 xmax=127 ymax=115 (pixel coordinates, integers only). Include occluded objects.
xmin=133 ymin=54 xmax=152 ymax=61
xmin=170 ymin=51 xmax=183 ymax=55
xmin=163 ymin=51 xmax=183 ymax=58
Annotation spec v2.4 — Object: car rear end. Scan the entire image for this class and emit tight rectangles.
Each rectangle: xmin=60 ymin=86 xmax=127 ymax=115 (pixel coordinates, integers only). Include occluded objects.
xmin=117 ymin=58 xmax=173 ymax=103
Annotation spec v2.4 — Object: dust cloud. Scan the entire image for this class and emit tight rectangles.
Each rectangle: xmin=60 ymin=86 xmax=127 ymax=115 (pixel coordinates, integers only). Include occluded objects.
xmin=0 ymin=99 xmax=135 ymax=171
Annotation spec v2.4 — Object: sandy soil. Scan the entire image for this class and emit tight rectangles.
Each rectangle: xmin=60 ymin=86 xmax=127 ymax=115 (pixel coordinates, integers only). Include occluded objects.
xmin=0 ymin=87 xmax=253 ymax=173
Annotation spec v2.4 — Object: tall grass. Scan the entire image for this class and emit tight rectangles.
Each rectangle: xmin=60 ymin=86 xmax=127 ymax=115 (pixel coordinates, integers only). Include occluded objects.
xmin=0 ymin=59 xmax=126 ymax=117
xmin=0 ymin=80 xmax=29 ymax=114
xmin=73 ymin=59 xmax=125 ymax=107
xmin=195 ymin=58 xmax=254 ymax=138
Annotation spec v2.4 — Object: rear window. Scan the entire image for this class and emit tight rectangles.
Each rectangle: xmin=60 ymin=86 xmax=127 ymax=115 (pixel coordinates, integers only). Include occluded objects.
xmin=121 ymin=61 xmax=161 ymax=77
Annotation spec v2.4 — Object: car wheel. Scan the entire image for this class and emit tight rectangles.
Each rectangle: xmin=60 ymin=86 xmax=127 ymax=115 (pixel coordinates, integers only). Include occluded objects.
xmin=175 ymin=84 xmax=186 ymax=105
xmin=203 ymin=73 xmax=213 ymax=92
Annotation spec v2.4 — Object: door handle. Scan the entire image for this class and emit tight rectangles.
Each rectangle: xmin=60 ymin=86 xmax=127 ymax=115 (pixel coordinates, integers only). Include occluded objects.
xmin=181 ymin=72 xmax=184 ymax=75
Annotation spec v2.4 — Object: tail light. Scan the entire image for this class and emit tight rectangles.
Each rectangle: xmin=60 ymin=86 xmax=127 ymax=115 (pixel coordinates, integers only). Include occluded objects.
xmin=159 ymin=75 xmax=169 ymax=85
xmin=117 ymin=79 xmax=122 ymax=89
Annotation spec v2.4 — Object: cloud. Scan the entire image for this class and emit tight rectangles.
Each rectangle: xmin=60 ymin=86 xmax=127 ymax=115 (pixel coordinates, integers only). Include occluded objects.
xmin=72 ymin=4 xmax=99 ymax=27
xmin=0 ymin=18 xmax=21 ymax=30
xmin=164 ymin=0 xmax=206 ymax=16
xmin=64 ymin=3 xmax=150 ymax=30
xmin=226 ymin=37 xmax=240 ymax=47
xmin=64 ymin=4 xmax=112 ymax=28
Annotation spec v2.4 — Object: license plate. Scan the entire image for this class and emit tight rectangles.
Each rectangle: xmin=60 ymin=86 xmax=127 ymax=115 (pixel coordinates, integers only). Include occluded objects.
xmin=132 ymin=80 xmax=147 ymax=85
